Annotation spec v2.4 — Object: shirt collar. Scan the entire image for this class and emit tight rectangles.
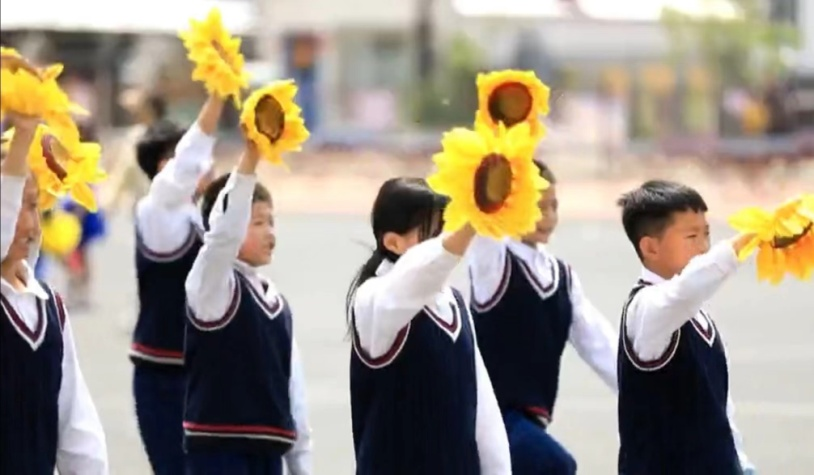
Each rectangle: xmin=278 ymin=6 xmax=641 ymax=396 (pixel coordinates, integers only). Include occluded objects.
xmin=639 ymin=266 xmax=666 ymax=285
xmin=375 ymin=258 xmax=394 ymax=276
xmin=0 ymin=261 xmax=49 ymax=300
xmin=507 ymin=239 xmax=551 ymax=261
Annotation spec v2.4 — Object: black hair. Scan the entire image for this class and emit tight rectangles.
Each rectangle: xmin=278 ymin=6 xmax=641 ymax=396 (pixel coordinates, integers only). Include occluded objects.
xmin=533 ymin=158 xmax=557 ymax=184
xmin=344 ymin=177 xmax=449 ymax=325
xmin=147 ymin=94 xmax=167 ymax=120
xmin=199 ymin=172 xmax=272 ymax=231
xmin=617 ymin=180 xmax=708 ymax=259
xmin=135 ymin=119 xmax=186 ymax=179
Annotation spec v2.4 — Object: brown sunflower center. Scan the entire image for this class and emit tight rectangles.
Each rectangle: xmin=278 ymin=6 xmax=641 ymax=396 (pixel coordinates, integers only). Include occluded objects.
xmin=487 ymin=82 xmax=533 ymax=127
xmin=474 ymin=153 xmax=513 ymax=214
xmin=772 ymin=223 xmax=812 ymax=249
xmin=41 ymin=135 xmax=67 ymax=181
xmin=254 ymin=95 xmax=286 ymax=143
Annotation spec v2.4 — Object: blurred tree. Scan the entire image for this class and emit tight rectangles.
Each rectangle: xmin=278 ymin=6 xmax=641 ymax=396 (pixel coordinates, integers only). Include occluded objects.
xmin=412 ymin=34 xmax=484 ymax=127
xmin=661 ymin=0 xmax=798 ymax=135
xmin=661 ymin=0 xmax=798 ymax=87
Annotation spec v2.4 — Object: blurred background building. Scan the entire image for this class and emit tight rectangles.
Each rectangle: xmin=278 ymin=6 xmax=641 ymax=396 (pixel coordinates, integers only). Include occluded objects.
xmin=1 ymin=0 xmax=812 ymax=156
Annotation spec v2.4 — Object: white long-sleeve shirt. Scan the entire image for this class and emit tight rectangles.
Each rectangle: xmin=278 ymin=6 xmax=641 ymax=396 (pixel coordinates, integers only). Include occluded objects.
xmin=135 ymin=123 xmax=214 ymax=253
xmin=352 ymin=237 xmax=512 ymax=475
xmin=184 ymin=171 xmax=312 ymax=475
xmin=625 ymin=241 xmax=754 ymax=472
xmin=468 ymin=237 xmax=619 ymax=392
xmin=0 ymin=175 xmax=108 ymax=474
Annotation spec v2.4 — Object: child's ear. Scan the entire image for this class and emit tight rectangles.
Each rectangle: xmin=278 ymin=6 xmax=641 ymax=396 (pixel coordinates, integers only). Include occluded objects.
xmin=639 ymin=235 xmax=658 ymax=260
xmin=382 ymin=232 xmax=405 ymax=256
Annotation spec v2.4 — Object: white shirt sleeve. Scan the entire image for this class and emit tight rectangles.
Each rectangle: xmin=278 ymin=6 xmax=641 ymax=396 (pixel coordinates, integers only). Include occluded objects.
xmin=55 ymin=317 xmax=109 ymax=475
xmin=352 ymin=237 xmax=462 ymax=359
xmin=567 ymin=268 xmax=619 ymax=392
xmin=185 ymin=170 xmax=255 ymax=324
xmin=467 ymin=236 xmax=508 ymax=308
xmin=136 ymin=123 xmax=215 ymax=254
xmin=625 ymin=241 xmax=740 ymax=361
xmin=1 ymin=175 xmax=26 ymax=261
xmin=284 ymin=339 xmax=313 ymax=475
xmin=471 ymin=312 xmax=512 ymax=474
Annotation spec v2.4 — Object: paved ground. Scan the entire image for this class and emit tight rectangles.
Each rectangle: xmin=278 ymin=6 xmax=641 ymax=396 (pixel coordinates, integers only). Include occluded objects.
xmin=61 ymin=212 xmax=814 ymax=475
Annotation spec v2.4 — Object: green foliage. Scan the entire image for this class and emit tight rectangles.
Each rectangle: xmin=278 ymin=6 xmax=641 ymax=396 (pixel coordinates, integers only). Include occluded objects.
xmin=412 ymin=34 xmax=483 ymax=127
xmin=661 ymin=0 xmax=799 ymax=87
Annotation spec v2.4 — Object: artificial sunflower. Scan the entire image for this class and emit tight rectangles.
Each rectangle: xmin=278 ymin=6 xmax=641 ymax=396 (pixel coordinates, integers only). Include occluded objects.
xmin=0 ymin=61 xmax=86 ymax=148
xmin=240 ymin=80 xmax=310 ymax=165
xmin=427 ymin=122 xmax=549 ymax=239
xmin=728 ymin=193 xmax=814 ymax=284
xmin=179 ymin=7 xmax=250 ymax=107
xmin=475 ymin=70 xmax=551 ymax=139
xmin=2 ymin=125 xmax=106 ymax=211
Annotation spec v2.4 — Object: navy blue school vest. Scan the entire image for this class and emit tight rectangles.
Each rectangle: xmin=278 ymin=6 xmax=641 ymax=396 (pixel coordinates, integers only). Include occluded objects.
xmin=350 ymin=288 xmax=480 ymax=475
xmin=617 ymin=280 xmax=741 ymax=475
xmin=1 ymin=283 xmax=66 ymax=475
xmin=470 ymin=251 xmax=572 ymax=424
xmin=131 ymin=224 xmax=201 ymax=368
xmin=184 ymin=270 xmax=296 ymax=455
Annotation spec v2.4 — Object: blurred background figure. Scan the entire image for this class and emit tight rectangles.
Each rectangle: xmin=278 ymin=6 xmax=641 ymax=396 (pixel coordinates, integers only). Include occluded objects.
xmin=101 ymin=89 xmax=165 ymax=215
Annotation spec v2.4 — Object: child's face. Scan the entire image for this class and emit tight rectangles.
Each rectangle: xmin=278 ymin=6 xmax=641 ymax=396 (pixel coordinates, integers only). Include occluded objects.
xmin=643 ymin=210 xmax=710 ymax=277
xmin=238 ymin=200 xmax=275 ymax=267
xmin=522 ymin=186 xmax=559 ymax=245
xmin=4 ymin=177 xmax=41 ymax=264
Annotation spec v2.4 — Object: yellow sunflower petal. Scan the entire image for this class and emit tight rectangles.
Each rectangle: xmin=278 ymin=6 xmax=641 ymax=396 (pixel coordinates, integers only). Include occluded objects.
xmin=179 ymin=7 xmax=250 ymax=106
xmin=427 ymin=120 xmax=545 ymax=239
xmin=239 ymin=80 xmax=310 ymax=166
xmin=474 ymin=69 xmax=551 ymax=139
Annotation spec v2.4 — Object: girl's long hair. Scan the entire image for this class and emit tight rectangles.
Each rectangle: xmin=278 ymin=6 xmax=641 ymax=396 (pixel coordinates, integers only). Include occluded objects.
xmin=345 ymin=177 xmax=448 ymax=330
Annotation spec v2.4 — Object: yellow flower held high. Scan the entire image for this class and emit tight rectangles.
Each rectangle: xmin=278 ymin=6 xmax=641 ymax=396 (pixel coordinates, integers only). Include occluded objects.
xmin=475 ymin=70 xmax=551 ymax=139
xmin=427 ymin=122 xmax=549 ymax=239
xmin=240 ymin=80 xmax=310 ymax=166
xmin=179 ymin=8 xmax=250 ymax=107
xmin=728 ymin=193 xmax=814 ymax=284
xmin=2 ymin=125 xmax=106 ymax=211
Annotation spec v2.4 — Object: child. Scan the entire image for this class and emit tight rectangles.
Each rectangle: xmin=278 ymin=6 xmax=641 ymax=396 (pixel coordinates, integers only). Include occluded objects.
xmin=348 ymin=177 xmax=511 ymax=474
xmin=183 ymin=143 xmax=312 ymax=474
xmin=130 ymin=94 xmax=222 ymax=474
xmin=468 ymin=160 xmax=618 ymax=475
xmin=0 ymin=113 xmax=108 ymax=474
xmin=616 ymin=180 xmax=755 ymax=475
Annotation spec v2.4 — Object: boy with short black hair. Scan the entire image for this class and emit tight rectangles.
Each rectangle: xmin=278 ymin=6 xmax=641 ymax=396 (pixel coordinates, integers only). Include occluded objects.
xmin=616 ymin=179 xmax=755 ymax=475
xmin=130 ymin=93 xmax=222 ymax=474
xmin=468 ymin=159 xmax=618 ymax=475
xmin=183 ymin=140 xmax=311 ymax=474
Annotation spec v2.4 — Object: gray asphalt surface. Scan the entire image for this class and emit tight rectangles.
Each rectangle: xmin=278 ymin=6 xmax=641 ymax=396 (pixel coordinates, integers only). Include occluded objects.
xmin=64 ymin=213 xmax=814 ymax=474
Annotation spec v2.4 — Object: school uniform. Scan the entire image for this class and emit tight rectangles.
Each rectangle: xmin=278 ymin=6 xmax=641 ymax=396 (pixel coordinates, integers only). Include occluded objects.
xmin=468 ymin=238 xmax=618 ymax=475
xmin=130 ymin=123 xmax=213 ymax=475
xmin=618 ymin=241 xmax=754 ymax=475
xmin=184 ymin=171 xmax=311 ymax=475
xmin=0 ymin=175 xmax=108 ymax=474
xmin=350 ymin=237 xmax=511 ymax=475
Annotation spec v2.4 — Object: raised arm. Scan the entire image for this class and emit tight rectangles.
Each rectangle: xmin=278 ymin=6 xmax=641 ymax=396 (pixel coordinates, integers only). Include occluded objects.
xmin=626 ymin=235 xmax=754 ymax=360
xmin=1 ymin=116 xmax=38 ymax=262
xmin=352 ymin=225 xmax=475 ymax=359
xmin=137 ymin=96 xmax=223 ymax=253
xmin=184 ymin=146 xmax=260 ymax=325
xmin=567 ymin=268 xmax=618 ymax=392
xmin=56 ymin=315 xmax=109 ymax=474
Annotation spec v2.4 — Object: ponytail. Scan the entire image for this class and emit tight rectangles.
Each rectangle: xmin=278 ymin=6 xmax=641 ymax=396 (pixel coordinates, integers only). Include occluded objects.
xmin=345 ymin=250 xmax=387 ymax=332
